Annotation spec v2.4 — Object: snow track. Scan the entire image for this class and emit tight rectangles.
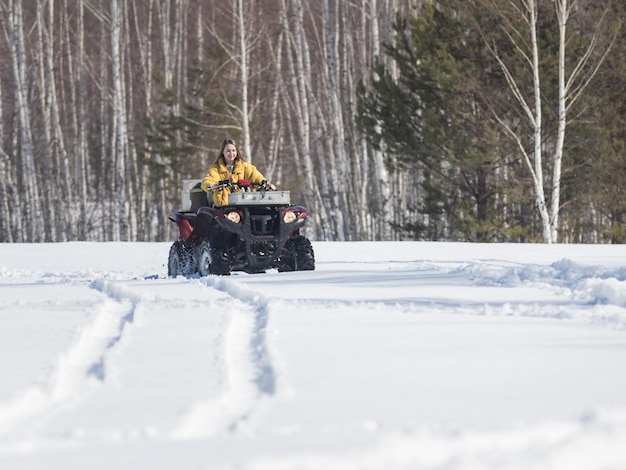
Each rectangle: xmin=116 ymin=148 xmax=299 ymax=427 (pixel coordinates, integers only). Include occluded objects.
xmin=204 ymin=275 xmax=277 ymax=396
xmin=0 ymin=269 xmax=281 ymax=447
xmin=0 ymin=278 xmax=141 ymax=443
xmin=86 ymin=279 xmax=142 ymax=381
xmin=174 ymin=275 xmax=277 ymax=438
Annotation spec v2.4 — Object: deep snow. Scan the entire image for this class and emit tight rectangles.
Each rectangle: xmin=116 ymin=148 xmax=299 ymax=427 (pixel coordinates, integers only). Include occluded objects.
xmin=0 ymin=241 xmax=626 ymax=469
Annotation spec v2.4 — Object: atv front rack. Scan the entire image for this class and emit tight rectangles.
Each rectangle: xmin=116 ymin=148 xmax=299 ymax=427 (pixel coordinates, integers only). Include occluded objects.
xmin=227 ymin=191 xmax=290 ymax=206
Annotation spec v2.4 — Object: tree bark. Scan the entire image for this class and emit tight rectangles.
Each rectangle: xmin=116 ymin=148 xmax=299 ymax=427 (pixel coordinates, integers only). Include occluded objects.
xmin=237 ymin=0 xmax=252 ymax=160
xmin=322 ymin=0 xmax=347 ymax=240
xmin=0 ymin=62 xmax=11 ymax=241
xmin=5 ymin=0 xmax=44 ymax=241
xmin=369 ymin=0 xmax=393 ymax=240
xmin=111 ymin=0 xmax=128 ymax=241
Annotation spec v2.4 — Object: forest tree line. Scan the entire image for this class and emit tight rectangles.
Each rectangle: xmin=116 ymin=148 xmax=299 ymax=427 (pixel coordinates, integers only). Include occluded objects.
xmin=0 ymin=0 xmax=624 ymax=243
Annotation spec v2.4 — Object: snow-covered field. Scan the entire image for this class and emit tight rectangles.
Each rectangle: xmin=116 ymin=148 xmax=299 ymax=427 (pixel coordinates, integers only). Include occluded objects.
xmin=1 ymin=241 xmax=626 ymax=470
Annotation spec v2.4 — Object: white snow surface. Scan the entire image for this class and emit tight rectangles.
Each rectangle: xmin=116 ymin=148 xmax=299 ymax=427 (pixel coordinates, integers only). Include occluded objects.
xmin=1 ymin=241 xmax=626 ymax=469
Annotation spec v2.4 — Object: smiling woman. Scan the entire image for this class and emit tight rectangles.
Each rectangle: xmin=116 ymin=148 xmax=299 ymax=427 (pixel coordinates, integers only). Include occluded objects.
xmin=201 ymin=138 xmax=276 ymax=207
xmin=0 ymin=241 xmax=625 ymax=469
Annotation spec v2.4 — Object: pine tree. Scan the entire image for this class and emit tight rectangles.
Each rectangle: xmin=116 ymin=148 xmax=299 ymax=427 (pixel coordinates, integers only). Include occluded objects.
xmin=357 ymin=2 xmax=509 ymax=241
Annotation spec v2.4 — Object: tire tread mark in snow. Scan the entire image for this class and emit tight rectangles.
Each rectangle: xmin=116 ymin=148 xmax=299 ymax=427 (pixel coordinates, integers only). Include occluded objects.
xmin=86 ymin=279 xmax=142 ymax=380
xmin=0 ymin=279 xmax=141 ymax=440
xmin=173 ymin=276 xmax=277 ymax=438
xmin=206 ymin=276 xmax=277 ymax=397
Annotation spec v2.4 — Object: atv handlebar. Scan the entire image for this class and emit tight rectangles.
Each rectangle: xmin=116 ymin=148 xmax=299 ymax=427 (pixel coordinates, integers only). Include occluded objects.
xmin=207 ymin=179 xmax=274 ymax=192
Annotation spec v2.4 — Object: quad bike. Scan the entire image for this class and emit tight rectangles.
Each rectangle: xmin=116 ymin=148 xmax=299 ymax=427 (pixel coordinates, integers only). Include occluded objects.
xmin=167 ymin=179 xmax=315 ymax=276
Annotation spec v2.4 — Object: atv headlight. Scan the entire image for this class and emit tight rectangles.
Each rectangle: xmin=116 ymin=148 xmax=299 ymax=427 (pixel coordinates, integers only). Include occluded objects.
xmin=226 ymin=211 xmax=241 ymax=223
xmin=283 ymin=211 xmax=297 ymax=224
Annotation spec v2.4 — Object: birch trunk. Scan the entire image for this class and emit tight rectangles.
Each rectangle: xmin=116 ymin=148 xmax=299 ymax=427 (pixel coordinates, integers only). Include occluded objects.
xmin=357 ymin=3 xmax=371 ymax=238
xmin=73 ymin=0 xmax=89 ymax=240
xmin=549 ymin=0 xmax=613 ymax=242
xmin=265 ymin=27 xmax=285 ymax=180
xmin=550 ymin=0 xmax=568 ymax=243
xmin=487 ymin=0 xmax=551 ymax=242
xmin=322 ymin=0 xmax=347 ymax=240
xmin=42 ymin=0 xmax=74 ymax=241
xmin=369 ymin=0 xmax=392 ymax=240
xmin=0 ymin=149 xmax=13 ymax=242
xmin=237 ymin=0 xmax=252 ymax=160
xmin=0 ymin=67 xmax=11 ymax=241
xmin=155 ymin=0 xmax=177 ymax=241
xmin=111 ymin=0 xmax=127 ymax=241
xmin=528 ymin=0 xmax=552 ymax=242
xmin=35 ymin=2 xmax=56 ymax=241
xmin=98 ymin=4 xmax=111 ymax=241
xmin=5 ymin=0 xmax=44 ymax=241
xmin=131 ymin=0 xmax=155 ymax=240
xmin=122 ymin=0 xmax=138 ymax=240
xmin=488 ymin=0 xmax=613 ymax=243
xmin=285 ymin=0 xmax=330 ymax=239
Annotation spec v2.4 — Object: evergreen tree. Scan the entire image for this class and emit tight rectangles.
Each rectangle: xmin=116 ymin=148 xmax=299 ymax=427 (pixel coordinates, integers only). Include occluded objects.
xmin=357 ymin=1 xmax=511 ymax=241
xmin=358 ymin=0 xmax=621 ymax=243
xmin=564 ymin=1 xmax=626 ymax=243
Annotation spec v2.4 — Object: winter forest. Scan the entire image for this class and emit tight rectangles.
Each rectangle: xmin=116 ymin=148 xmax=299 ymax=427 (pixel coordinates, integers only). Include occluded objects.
xmin=0 ymin=0 xmax=624 ymax=244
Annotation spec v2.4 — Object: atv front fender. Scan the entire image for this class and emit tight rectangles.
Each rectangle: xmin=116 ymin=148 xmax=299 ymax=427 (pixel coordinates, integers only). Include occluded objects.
xmin=168 ymin=211 xmax=195 ymax=242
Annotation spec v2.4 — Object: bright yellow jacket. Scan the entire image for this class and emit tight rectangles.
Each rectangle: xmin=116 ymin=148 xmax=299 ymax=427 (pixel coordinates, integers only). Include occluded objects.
xmin=201 ymin=158 xmax=269 ymax=206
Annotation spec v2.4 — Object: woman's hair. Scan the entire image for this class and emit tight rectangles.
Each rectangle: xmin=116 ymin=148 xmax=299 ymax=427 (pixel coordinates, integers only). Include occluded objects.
xmin=215 ymin=138 xmax=246 ymax=163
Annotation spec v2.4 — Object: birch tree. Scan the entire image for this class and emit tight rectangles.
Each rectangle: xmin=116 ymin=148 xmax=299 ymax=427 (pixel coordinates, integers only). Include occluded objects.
xmin=280 ymin=0 xmax=332 ymax=239
xmin=321 ymin=0 xmax=347 ymax=240
xmin=196 ymin=0 xmax=258 ymax=159
xmin=70 ymin=0 xmax=89 ymax=240
xmin=2 ymin=0 xmax=44 ymax=241
xmin=0 ymin=70 xmax=12 ymax=241
xmin=550 ymin=0 xmax=615 ymax=242
xmin=37 ymin=0 xmax=74 ymax=241
xmin=236 ymin=0 xmax=252 ymax=159
xmin=484 ymin=0 xmax=615 ymax=243
xmin=35 ymin=2 xmax=57 ymax=241
xmin=111 ymin=0 xmax=128 ymax=241
xmin=130 ymin=0 xmax=155 ymax=239
xmin=367 ymin=0 xmax=392 ymax=239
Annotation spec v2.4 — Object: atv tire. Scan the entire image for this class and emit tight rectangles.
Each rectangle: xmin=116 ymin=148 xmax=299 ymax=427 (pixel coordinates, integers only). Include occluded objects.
xmin=168 ymin=240 xmax=195 ymax=277
xmin=278 ymin=235 xmax=315 ymax=272
xmin=197 ymin=239 xmax=230 ymax=276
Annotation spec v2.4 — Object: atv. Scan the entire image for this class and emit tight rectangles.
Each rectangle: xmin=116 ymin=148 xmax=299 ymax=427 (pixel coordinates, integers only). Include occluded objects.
xmin=167 ymin=179 xmax=315 ymax=276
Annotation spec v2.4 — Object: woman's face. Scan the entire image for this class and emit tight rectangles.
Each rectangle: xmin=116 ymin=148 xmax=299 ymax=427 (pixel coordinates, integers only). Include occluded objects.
xmin=223 ymin=143 xmax=237 ymax=166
